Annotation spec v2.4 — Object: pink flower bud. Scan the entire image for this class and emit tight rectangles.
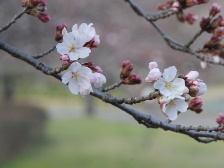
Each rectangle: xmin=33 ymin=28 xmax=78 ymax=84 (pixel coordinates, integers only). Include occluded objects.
xmin=183 ymin=12 xmax=198 ymax=25
xmin=210 ymin=3 xmax=222 ymax=17
xmin=60 ymin=54 xmax=69 ymax=61
xmin=188 ymin=96 xmax=203 ymax=113
xmin=37 ymin=12 xmax=50 ymax=22
xmin=94 ymin=66 xmax=102 ymax=73
xmin=55 ymin=24 xmax=67 ymax=42
xmin=120 ymin=60 xmax=134 ymax=79
xmin=172 ymin=2 xmax=181 ymax=12
xmin=185 ymin=71 xmax=199 ymax=80
xmin=145 ymin=68 xmax=162 ymax=83
xmin=123 ymin=74 xmax=142 ymax=85
xmin=148 ymin=62 xmax=158 ymax=70
xmin=216 ymin=113 xmax=224 ymax=126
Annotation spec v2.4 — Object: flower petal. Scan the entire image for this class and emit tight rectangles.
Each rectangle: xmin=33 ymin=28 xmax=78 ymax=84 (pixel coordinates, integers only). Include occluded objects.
xmin=153 ymin=78 xmax=165 ymax=90
xmin=68 ymin=80 xmax=80 ymax=95
xmin=68 ymin=62 xmax=82 ymax=72
xmin=76 ymin=47 xmax=91 ymax=59
xmin=165 ymin=106 xmax=178 ymax=121
xmin=163 ymin=66 xmax=177 ymax=82
xmin=61 ymin=71 xmax=72 ymax=84
xmin=175 ymin=99 xmax=188 ymax=113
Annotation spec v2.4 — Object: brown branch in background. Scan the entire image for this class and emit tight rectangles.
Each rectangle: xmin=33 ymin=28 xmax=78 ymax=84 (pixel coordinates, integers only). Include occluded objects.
xmin=125 ymin=0 xmax=224 ymax=66
xmin=101 ymin=81 xmax=123 ymax=92
xmin=32 ymin=45 xmax=56 ymax=59
xmin=1 ymin=39 xmax=224 ymax=143
xmin=124 ymin=0 xmax=176 ymax=21
xmin=99 ymin=90 xmax=159 ymax=104
xmin=48 ymin=63 xmax=70 ymax=75
xmin=0 ymin=7 xmax=27 ymax=33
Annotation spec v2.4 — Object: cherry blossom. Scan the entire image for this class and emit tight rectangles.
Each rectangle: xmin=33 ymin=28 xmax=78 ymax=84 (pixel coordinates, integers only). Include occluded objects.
xmin=61 ymin=62 xmax=92 ymax=95
xmin=160 ymin=95 xmax=188 ymax=121
xmin=72 ymin=23 xmax=96 ymax=44
xmin=154 ymin=66 xmax=186 ymax=97
xmin=56 ymin=32 xmax=91 ymax=60
xmin=90 ymin=72 xmax=106 ymax=88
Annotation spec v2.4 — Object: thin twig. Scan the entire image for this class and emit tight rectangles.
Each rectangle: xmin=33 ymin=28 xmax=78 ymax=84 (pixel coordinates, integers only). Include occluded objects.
xmin=101 ymin=81 xmax=123 ymax=92
xmin=0 ymin=7 xmax=27 ymax=33
xmin=185 ymin=29 xmax=204 ymax=48
xmin=32 ymin=45 xmax=56 ymax=59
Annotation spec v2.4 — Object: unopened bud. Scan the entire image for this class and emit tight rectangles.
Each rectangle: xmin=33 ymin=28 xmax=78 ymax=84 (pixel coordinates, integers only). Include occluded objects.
xmin=210 ymin=3 xmax=222 ymax=17
xmin=55 ymin=23 xmax=67 ymax=42
xmin=120 ymin=60 xmax=134 ymax=80
xmin=188 ymin=96 xmax=203 ymax=113
xmin=216 ymin=113 xmax=224 ymax=127
xmin=123 ymin=74 xmax=142 ymax=85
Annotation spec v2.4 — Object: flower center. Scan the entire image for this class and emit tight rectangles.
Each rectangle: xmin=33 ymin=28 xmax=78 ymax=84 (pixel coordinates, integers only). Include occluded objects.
xmin=167 ymin=99 xmax=176 ymax=108
xmin=72 ymin=72 xmax=80 ymax=80
xmin=165 ymin=82 xmax=174 ymax=90
xmin=69 ymin=44 xmax=76 ymax=52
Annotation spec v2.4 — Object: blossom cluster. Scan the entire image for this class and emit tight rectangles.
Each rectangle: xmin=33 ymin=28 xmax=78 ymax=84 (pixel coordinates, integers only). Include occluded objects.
xmin=199 ymin=3 xmax=224 ymax=65
xmin=157 ymin=0 xmax=209 ymax=25
xmin=56 ymin=23 xmax=106 ymax=96
xmin=145 ymin=62 xmax=207 ymax=121
xmin=21 ymin=0 xmax=50 ymax=22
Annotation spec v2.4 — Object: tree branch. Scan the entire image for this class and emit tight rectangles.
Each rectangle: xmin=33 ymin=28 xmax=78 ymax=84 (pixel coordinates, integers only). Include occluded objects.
xmin=32 ymin=45 xmax=56 ymax=59
xmin=0 ymin=7 xmax=27 ymax=34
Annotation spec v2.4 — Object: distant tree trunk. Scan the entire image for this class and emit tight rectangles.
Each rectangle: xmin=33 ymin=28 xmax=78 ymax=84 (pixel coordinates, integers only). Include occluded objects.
xmin=3 ymin=75 xmax=14 ymax=103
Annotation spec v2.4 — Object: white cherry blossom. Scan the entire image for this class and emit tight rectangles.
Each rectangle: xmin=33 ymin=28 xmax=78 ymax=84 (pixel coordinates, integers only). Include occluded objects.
xmin=56 ymin=32 xmax=91 ymax=60
xmin=153 ymin=66 xmax=186 ymax=97
xmin=72 ymin=23 xmax=96 ymax=43
xmin=160 ymin=95 xmax=188 ymax=121
xmin=61 ymin=62 xmax=92 ymax=95
xmin=90 ymin=72 xmax=106 ymax=88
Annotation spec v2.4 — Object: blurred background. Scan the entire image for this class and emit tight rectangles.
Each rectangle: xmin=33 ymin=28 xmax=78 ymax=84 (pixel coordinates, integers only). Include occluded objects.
xmin=0 ymin=0 xmax=224 ymax=167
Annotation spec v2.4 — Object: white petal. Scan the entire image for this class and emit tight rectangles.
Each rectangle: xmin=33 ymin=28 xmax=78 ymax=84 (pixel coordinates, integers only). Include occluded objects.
xmin=68 ymin=62 xmax=82 ymax=72
xmin=76 ymin=47 xmax=91 ymax=59
xmin=165 ymin=106 xmax=178 ymax=121
xmin=72 ymin=24 xmax=78 ymax=32
xmin=68 ymin=52 xmax=79 ymax=60
xmin=78 ymin=66 xmax=92 ymax=76
xmin=185 ymin=71 xmax=199 ymax=80
xmin=79 ymin=23 xmax=88 ymax=30
xmin=153 ymin=78 xmax=165 ymax=90
xmin=79 ymin=86 xmax=93 ymax=96
xmin=56 ymin=43 xmax=69 ymax=55
xmin=160 ymin=88 xmax=172 ymax=97
xmin=197 ymin=82 xmax=207 ymax=96
xmin=61 ymin=71 xmax=72 ymax=84
xmin=77 ymin=74 xmax=91 ymax=89
xmin=172 ymin=78 xmax=186 ymax=93
xmin=163 ymin=66 xmax=177 ymax=82
xmin=175 ymin=99 xmax=188 ymax=112
xmin=68 ymin=80 xmax=80 ymax=95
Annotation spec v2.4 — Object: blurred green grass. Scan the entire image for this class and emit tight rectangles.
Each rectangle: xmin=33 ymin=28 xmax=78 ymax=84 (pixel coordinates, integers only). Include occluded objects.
xmin=1 ymin=118 xmax=224 ymax=168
